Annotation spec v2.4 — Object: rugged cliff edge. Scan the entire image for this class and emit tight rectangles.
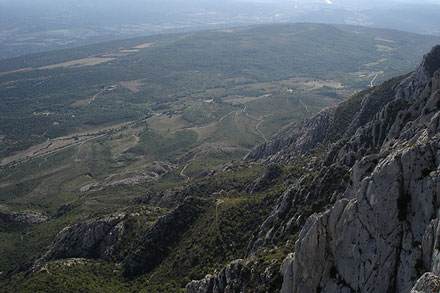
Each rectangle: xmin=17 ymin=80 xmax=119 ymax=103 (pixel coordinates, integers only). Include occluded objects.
xmin=187 ymin=45 xmax=440 ymax=292
xmin=280 ymin=45 xmax=440 ymax=293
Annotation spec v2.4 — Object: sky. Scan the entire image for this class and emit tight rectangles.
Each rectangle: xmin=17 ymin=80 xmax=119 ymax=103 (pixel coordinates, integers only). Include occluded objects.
xmin=0 ymin=0 xmax=439 ymax=10
xmin=0 ymin=0 xmax=438 ymax=4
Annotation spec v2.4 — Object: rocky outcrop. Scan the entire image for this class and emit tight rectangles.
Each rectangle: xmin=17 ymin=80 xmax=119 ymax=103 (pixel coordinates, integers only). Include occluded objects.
xmin=185 ymin=258 xmax=281 ymax=293
xmin=35 ymin=213 xmax=126 ymax=268
xmin=80 ymin=161 xmax=176 ymax=193
xmin=280 ymin=46 xmax=440 ymax=292
xmin=411 ymin=272 xmax=440 ymax=293
xmin=416 ymin=45 xmax=440 ymax=87
xmin=0 ymin=211 xmax=48 ymax=224
xmin=247 ymin=163 xmax=350 ymax=256
xmin=131 ymin=187 xmax=186 ymax=208
xmin=185 ymin=259 xmax=249 ymax=293
xmin=281 ymin=142 xmax=440 ymax=292
xmin=124 ymin=197 xmax=210 ymax=277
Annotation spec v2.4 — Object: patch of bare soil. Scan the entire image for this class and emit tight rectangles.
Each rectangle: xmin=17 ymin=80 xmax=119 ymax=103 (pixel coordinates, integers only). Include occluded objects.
xmin=0 ymin=67 xmax=33 ymax=76
xmin=39 ymin=58 xmax=115 ymax=70
xmin=120 ymin=79 xmax=145 ymax=93
xmin=119 ymin=49 xmax=139 ymax=53
xmin=71 ymin=87 xmax=106 ymax=106
xmin=133 ymin=43 xmax=153 ymax=49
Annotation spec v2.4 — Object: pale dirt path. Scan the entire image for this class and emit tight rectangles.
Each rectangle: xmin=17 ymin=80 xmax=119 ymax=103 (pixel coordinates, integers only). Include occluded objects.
xmin=242 ymin=105 xmax=269 ymax=143
xmin=88 ymin=88 xmax=106 ymax=104
xmin=180 ymin=153 xmax=199 ymax=183
xmin=192 ymin=98 xmax=271 ymax=142
xmin=38 ymin=156 xmax=48 ymax=168
xmin=72 ymin=87 xmax=106 ymax=106
xmin=73 ymin=142 xmax=84 ymax=162
xmin=1 ymin=115 xmax=155 ymax=169
xmin=3 ymin=170 xmax=19 ymax=180
xmin=215 ymin=199 xmax=224 ymax=224
xmin=370 ymin=73 xmax=379 ymax=88
xmin=255 ymin=119 xmax=269 ymax=143
xmin=133 ymin=134 xmax=140 ymax=143
xmin=180 ymin=164 xmax=190 ymax=183
xmin=219 ymin=109 xmax=240 ymax=122
xmin=116 ymin=133 xmax=140 ymax=159
xmin=29 ymin=134 xmax=106 ymax=167
xmin=299 ymin=99 xmax=312 ymax=115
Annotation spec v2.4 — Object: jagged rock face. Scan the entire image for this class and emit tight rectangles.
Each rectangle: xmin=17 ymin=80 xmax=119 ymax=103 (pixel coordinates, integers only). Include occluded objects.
xmin=282 ymin=143 xmax=440 ymax=292
xmin=35 ymin=213 xmax=126 ymax=268
xmin=417 ymin=45 xmax=440 ymax=86
xmin=186 ymin=45 xmax=440 ymax=293
xmin=185 ymin=259 xmax=249 ymax=293
xmin=247 ymin=163 xmax=350 ymax=257
xmin=411 ymin=272 xmax=440 ymax=293
xmin=185 ymin=258 xmax=281 ymax=293
xmin=281 ymin=46 xmax=440 ymax=293
xmin=0 ymin=211 xmax=48 ymax=224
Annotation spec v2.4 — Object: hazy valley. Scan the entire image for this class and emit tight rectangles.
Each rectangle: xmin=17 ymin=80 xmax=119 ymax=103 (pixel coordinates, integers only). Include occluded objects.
xmin=0 ymin=21 xmax=440 ymax=292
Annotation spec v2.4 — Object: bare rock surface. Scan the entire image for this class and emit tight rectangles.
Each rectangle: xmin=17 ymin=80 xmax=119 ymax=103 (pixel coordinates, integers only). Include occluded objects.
xmin=188 ymin=45 xmax=440 ymax=293
xmin=281 ymin=45 xmax=440 ymax=293
xmin=0 ymin=211 xmax=48 ymax=224
xmin=34 ymin=213 xmax=126 ymax=268
xmin=411 ymin=272 xmax=440 ymax=293
xmin=124 ymin=197 xmax=210 ymax=277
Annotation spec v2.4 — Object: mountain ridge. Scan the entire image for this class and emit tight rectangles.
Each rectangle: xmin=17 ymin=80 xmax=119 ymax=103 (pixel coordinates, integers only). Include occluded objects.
xmin=186 ymin=45 xmax=440 ymax=292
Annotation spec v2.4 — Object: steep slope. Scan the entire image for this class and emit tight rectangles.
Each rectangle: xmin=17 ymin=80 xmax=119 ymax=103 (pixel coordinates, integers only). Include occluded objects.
xmin=280 ymin=45 xmax=440 ymax=293
xmin=186 ymin=46 xmax=440 ymax=292
xmin=2 ymin=41 xmax=440 ymax=293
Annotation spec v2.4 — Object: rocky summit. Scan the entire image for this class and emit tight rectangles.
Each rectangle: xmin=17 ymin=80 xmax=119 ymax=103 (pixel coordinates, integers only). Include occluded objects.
xmin=186 ymin=46 xmax=440 ymax=292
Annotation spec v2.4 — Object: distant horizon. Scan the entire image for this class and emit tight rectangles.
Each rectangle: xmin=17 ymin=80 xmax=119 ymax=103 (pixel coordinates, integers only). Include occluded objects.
xmin=0 ymin=0 xmax=439 ymax=59
xmin=1 ymin=0 xmax=439 ymax=5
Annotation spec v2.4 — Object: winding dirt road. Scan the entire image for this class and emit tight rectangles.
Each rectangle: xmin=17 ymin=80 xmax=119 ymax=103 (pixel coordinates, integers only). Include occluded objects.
xmin=299 ymin=99 xmax=312 ymax=115
xmin=370 ymin=73 xmax=379 ymax=87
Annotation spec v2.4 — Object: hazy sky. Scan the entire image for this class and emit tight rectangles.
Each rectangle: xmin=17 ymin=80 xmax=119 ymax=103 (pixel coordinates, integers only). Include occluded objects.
xmin=0 ymin=0 xmax=439 ymax=10
xmin=0 ymin=0 xmax=438 ymax=4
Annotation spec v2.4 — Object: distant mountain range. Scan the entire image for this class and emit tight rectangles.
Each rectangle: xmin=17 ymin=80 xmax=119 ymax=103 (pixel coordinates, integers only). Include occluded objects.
xmin=0 ymin=0 xmax=439 ymax=59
